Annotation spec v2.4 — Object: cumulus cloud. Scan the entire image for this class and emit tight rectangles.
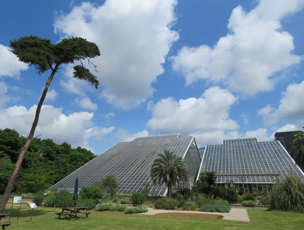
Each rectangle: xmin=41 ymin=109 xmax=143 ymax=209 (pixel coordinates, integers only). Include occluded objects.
xmin=0 ymin=44 xmax=28 ymax=77
xmin=0 ymin=82 xmax=8 ymax=107
xmin=117 ymin=128 xmax=149 ymax=142
xmin=45 ymin=89 xmax=58 ymax=101
xmin=147 ymin=86 xmax=238 ymax=134
xmin=0 ymin=104 xmax=114 ymax=149
xmin=54 ymin=0 xmax=178 ymax=109
xmin=75 ymin=97 xmax=98 ymax=111
xmin=171 ymin=0 xmax=303 ymax=96
xmin=259 ymin=81 xmax=304 ymax=125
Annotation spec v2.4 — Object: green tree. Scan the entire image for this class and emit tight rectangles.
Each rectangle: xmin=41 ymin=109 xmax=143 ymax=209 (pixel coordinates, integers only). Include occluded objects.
xmin=288 ymin=129 xmax=304 ymax=171
xmin=20 ymin=173 xmax=47 ymax=193
xmin=0 ymin=153 xmax=14 ymax=194
xmin=0 ymin=35 xmax=100 ymax=212
xmin=96 ymin=175 xmax=118 ymax=197
xmin=151 ymin=150 xmax=188 ymax=198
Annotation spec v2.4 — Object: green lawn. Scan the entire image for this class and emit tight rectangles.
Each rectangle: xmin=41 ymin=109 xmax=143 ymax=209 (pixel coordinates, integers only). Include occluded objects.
xmin=3 ymin=206 xmax=304 ymax=230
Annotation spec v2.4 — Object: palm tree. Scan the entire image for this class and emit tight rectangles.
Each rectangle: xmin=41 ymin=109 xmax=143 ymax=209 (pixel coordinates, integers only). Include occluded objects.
xmin=151 ymin=150 xmax=188 ymax=197
xmin=288 ymin=129 xmax=304 ymax=171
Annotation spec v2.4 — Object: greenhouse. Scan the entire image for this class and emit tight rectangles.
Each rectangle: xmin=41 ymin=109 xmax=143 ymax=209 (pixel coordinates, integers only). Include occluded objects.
xmin=49 ymin=134 xmax=201 ymax=196
xmin=198 ymin=137 xmax=304 ymax=192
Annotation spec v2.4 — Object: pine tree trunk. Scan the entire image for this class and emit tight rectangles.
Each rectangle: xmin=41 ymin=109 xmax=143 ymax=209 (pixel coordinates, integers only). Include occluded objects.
xmin=0 ymin=67 xmax=58 ymax=213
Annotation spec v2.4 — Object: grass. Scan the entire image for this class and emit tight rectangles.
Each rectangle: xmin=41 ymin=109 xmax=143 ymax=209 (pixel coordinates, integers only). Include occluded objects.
xmin=3 ymin=206 xmax=304 ymax=230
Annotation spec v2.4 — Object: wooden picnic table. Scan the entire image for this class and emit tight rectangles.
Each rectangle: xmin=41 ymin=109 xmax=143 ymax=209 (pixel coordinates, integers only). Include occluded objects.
xmin=55 ymin=207 xmax=91 ymax=219
xmin=0 ymin=213 xmax=12 ymax=230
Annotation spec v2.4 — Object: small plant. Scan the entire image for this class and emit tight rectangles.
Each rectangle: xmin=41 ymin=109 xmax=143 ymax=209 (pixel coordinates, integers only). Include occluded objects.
xmin=217 ymin=199 xmax=229 ymax=206
xmin=131 ymin=192 xmax=146 ymax=206
xmin=197 ymin=196 xmax=215 ymax=207
xmin=79 ymin=186 xmax=103 ymax=201
xmin=78 ymin=198 xmax=96 ymax=210
xmin=259 ymin=199 xmax=270 ymax=206
xmin=199 ymin=203 xmax=230 ymax=213
xmin=117 ymin=205 xmax=127 ymax=212
xmin=182 ymin=202 xmax=198 ymax=210
xmin=119 ymin=197 xmax=131 ymax=204
xmin=33 ymin=193 xmax=44 ymax=206
xmin=242 ymin=200 xmax=257 ymax=207
xmin=270 ymin=176 xmax=304 ymax=211
xmin=125 ymin=205 xmax=148 ymax=214
xmin=241 ymin=193 xmax=256 ymax=202
xmin=154 ymin=198 xmax=180 ymax=210
xmin=95 ymin=203 xmax=110 ymax=211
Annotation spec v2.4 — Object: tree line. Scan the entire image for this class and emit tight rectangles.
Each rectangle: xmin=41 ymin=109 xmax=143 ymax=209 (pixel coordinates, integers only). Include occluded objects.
xmin=0 ymin=128 xmax=95 ymax=194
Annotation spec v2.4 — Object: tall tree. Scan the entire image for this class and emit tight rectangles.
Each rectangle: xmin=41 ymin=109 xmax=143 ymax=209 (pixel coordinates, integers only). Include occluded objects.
xmin=151 ymin=150 xmax=188 ymax=197
xmin=288 ymin=128 xmax=304 ymax=171
xmin=0 ymin=35 xmax=100 ymax=212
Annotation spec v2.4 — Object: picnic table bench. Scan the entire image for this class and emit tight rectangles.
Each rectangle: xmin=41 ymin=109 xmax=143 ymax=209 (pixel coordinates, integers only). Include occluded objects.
xmin=55 ymin=207 xmax=91 ymax=219
xmin=0 ymin=213 xmax=12 ymax=230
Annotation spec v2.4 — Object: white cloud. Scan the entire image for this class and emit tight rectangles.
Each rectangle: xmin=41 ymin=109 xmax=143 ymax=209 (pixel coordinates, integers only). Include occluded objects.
xmin=0 ymin=82 xmax=8 ymax=107
xmin=171 ymin=0 xmax=303 ymax=96
xmin=45 ymin=89 xmax=58 ymax=101
xmin=117 ymin=128 xmax=149 ymax=142
xmin=75 ymin=97 xmax=98 ymax=111
xmin=0 ymin=44 xmax=29 ymax=77
xmin=0 ymin=104 xmax=114 ymax=149
xmin=54 ymin=0 xmax=179 ymax=110
xmin=244 ymin=128 xmax=272 ymax=141
xmin=275 ymin=124 xmax=300 ymax=133
xmin=147 ymin=86 xmax=238 ymax=134
xmin=104 ymin=112 xmax=115 ymax=119
xmin=259 ymin=81 xmax=304 ymax=125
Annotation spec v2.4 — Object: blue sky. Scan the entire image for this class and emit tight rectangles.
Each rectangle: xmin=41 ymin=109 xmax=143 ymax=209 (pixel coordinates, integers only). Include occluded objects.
xmin=0 ymin=0 xmax=304 ymax=155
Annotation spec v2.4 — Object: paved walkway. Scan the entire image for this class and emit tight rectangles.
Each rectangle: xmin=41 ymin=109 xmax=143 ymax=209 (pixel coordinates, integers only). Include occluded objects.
xmin=140 ymin=207 xmax=250 ymax=222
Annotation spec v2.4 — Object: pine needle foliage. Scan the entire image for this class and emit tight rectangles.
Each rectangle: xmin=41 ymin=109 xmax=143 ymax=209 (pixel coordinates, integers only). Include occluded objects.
xmin=270 ymin=175 xmax=304 ymax=212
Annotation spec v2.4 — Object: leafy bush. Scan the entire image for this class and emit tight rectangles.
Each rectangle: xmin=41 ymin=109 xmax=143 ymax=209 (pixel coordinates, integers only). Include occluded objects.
xmin=44 ymin=190 xmax=74 ymax=207
xmin=241 ymin=193 xmax=256 ymax=202
xmin=79 ymin=186 xmax=103 ymax=201
xmin=182 ymin=202 xmax=198 ymax=210
xmin=154 ymin=198 xmax=180 ymax=210
xmin=199 ymin=203 xmax=230 ymax=213
xmin=218 ymin=188 xmax=239 ymax=204
xmin=95 ymin=203 xmax=110 ymax=211
xmin=125 ymin=205 xmax=148 ymax=214
xmin=270 ymin=176 xmax=304 ymax=211
xmin=259 ymin=199 xmax=270 ymax=206
xmin=33 ymin=193 xmax=44 ymax=206
xmin=217 ymin=199 xmax=229 ymax=206
xmin=119 ymin=197 xmax=131 ymax=204
xmin=197 ymin=196 xmax=215 ymax=207
xmin=78 ymin=198 xmax=96 ymax=210
xmin=131 ymin=192 xmax=146 ymax=206
xmin=242 ymin=200 xmax=257 ymax=207
xmin=44 ymin=193 xmax=56 ymax=207
xmin=117 ymin=205 xmax=127 ymax=212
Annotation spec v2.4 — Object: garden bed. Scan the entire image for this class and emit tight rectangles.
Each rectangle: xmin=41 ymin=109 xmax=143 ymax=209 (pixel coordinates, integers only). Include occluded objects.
xmin=156 ymin=212 xmax=223 ymax=219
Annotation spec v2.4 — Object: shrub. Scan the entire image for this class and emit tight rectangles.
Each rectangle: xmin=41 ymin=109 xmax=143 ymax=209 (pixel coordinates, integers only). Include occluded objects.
xmin=197 ymin=196 xmax=215 ymax=207
xmin=218 ymin=188 xmax=239 ymax=204
xmin=95 ymin=203 xmax=110 ymax=211
xmin=117 ymin=205 xmax=127 ymax=212
xmin=241 ymin=193 xmax=256 ymax=202
xmin=33 ymin=193 xmax=44 ymax=206
xmin=182 ymin=202 xmax=198 ymax=210
xmin=217 ymin=199 xmax=229 ymax=206
xmin=259 ymin=199 xmax=270 ymax=206
xmin=242 ymin=200 xmax=257 ymax=207
xmin=125 ymin=205 xmax=148 ymax=214
xmin=270 ymin=176 xmax=304 ymax=211
xmin=78 ymin=198 xmax=96 ymax=210
xmin=119 ymin=197 xmax=131 ymax=204
xmin=44 ymin=193 xmax=56 ymax=207
xmin=131 ymin=192 xmax=146 ymax=206
xmin=79 ymin=186 xmax=103 ymax=201
xmin=45 ymin=189 xmax=74 ymax=207
xmin=154 ymin=198 xmax=180 ymax=210
xmin=200 ymin=203 xmax=230 ymax=213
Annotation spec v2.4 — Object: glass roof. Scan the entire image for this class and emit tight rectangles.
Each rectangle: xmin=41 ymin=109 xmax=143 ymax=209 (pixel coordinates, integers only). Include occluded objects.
xmin=198 ymin=138 xmax=304 ymax=184
xmin=49 ymin=134 xmax=200 ymax=196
